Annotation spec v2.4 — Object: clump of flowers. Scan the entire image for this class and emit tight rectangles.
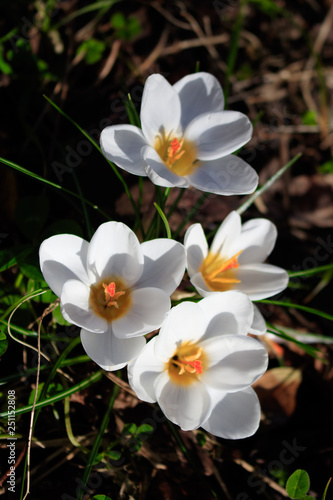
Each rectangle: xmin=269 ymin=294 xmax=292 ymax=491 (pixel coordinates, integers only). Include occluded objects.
xmin=38 ymin=71 xmax=289 ymax=440
xmin=100 ymin=72 xmax=258 ymax=195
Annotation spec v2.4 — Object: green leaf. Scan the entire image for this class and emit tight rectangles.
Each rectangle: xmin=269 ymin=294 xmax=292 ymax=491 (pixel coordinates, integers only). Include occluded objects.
xmin=77 ymin=39 xmax=106 ymax=65
xmin=136 ymin=423 xmax=153 ymax=440
xmin=301 ymin=110 xmax=317 ymax=126
xmin=104 ymin=450 xmax=121 ymax=461
xmin=52 ymin=304 xmax=70 ymax=326
xmin=110 ymin=12 xmax=141 ymax=40
xmin=286 ymin=470 xmax=310 ymax=499
xmin=318 ymin=158 xmax=333 ymax=174
xmin=196 ymin=432 xmax=207 ymax=447
xmin=19 ymin=261 xmax=44 ymax=281
xmin=0 ymin=329 xmax=8 ymax=357
xmin=0 ymin=245 xmax=32 ymax=272
xmin=122 ymin=423 xmax=137 ymax=436
xmin=322 ymin=478 xmax=332 ymax=500
xmin=92 ymin=495 xmax=113 ymax=500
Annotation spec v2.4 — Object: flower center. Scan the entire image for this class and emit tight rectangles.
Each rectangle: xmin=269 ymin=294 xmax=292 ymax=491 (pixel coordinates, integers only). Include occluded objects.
xmin=89 ymin=277 xmax=132 ymax=322
xmin=200 ymin=250 xmax=242 ymax=292
xmin=154 ymin=133 xmax=199 ymax=177
xmin=167 ymin=341 xmax=207 ymax=386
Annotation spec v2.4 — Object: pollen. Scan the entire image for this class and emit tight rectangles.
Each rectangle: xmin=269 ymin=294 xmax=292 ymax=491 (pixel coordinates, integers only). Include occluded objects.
xmin=167 ymin=342 xmax=207 ymax=386
xmin=90 ymin=277 xmax=131 ymax=322
xmin=200 ymin=250 xmax=242 ymax=292
xmin=154 ymin=133 xmax=199 ymax=177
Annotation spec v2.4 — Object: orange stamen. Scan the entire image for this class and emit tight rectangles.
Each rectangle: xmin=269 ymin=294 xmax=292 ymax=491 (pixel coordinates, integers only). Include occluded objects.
xmin=204 ymin=250 xmax=242 ymax=282
xmin=172 ymin=347 xmax=203 ymax=375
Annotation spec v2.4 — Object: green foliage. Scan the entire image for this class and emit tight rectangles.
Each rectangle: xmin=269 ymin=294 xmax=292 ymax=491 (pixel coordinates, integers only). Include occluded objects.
xmin=76 ymin=39 xmax=106 ymax=65
xmin=0 ymin=329 xmax=8 ymax=357
xmin=318 ymin=158 xmax=333 ymax=174
xmin=286 ymin=470 xmax=311 ymax=499
xmin=301 ymin=110 xmax=318 ymax=126
xmin=195 ymin=432 xmax=207 ymax=447
xmin=110 ymin=12 xmax=141 ymax=40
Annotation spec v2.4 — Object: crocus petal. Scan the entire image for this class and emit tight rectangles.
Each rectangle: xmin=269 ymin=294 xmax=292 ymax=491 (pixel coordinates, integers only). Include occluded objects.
xmin=189 ymin=272 xmax=212 ymax=297
xmin=154 ymin=371 xmax=212 ymax=431
xmin=100 ymin=124 xmax=148 ymax=176
xmin=188 ymin=155 xmax=258 ymax=195
xmin=81 ymin=328 xmax=146 ymax=371
xmin=87 ymin=221 xmax=143 ymax=285
xmin=173 ymin=72 xmax=224 ymax=129
xmin=39 ymin=234 xmax=90 ymax=297
xmin=198 ymin=292 xmax=254 ymax=339
xmin=184 ymin=223 xmax=208 ymax=277
xmin=136 ymin=239 xmax=186 ymax=294
xmin=61 ymin=279 xmax=108 ymax=333
xmin=154 ymin=301 xmax=205 ymax=360
xmin=202 ymin=387 xmax=261 ymax=439
xmin=142 ymin=145 xmax=189 ymax=188
xmin=112 ymin=287 xmax=170 ymax=338
xmin=128 ymin=336 xmax=164 ymax=403
xmin=237 ymin=218 xmax=278 ymax=265
xmin=234 ymin=264 xmax=289 ymax=300
xmin=249 ymin=304 xmax=267 ymax=335
xmin=210 ymin=211 xmax=242 ymax=256
xmin=141 ymin=74 xmax=182 ymax=145
xmin=201 ymin=334 xmax=268 ymax=392
xmin=185 ymin=111 xmax=252 ymax=161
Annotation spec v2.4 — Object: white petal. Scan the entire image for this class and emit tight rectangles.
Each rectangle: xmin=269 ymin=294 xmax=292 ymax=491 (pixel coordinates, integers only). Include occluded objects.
xmin=202 ymin=387 xmax=261 ymax=439
xmin=185 ymin=111 xmax=252 ymax=160
xmin=128 ymin=336 xmax=164 ymax=402
xmin=81 ymin=328 xmax=146 ymax=371
xmin=201 ymin=334 xmax=268 ymax=392
xmin=112 ymin=287 xmax=170 ymax=338
xmin=189 ymin=272 xmax=212 ymax=297
xmin=142 ymin=145 xmax=189 ymax=188
xmin=87 ymin=221 xmax=143 ymax=285
xmin=100 ymin=125 xmax=147 ymax=176
xmin=188 ymin=155 xmax=258 ymax=195
xmin=61 ymin=279 xmax=108 ymax=333
xmin=141 ymin=74 xmax=181 ymax=145
xmin=154 ymin=372 xmax=212 ymax=431
xmin=210 ymin=211 xmax=242 ymax=256
xmin=173 ymin=72 xmax=224 ymax=129
xmin=184 ymin=223 xmax=208 ymax=277
xmin=237 ymin=218 xmax=278 ymax=264
xmin=198 ymin=291 xmax=254 ymax=338
xmin=39 ymin=234 xmax=90 ymax=297
xmin=249 ymin=304 xmax=267 ymax=335
xmin=234 ymin=264 xmax=289 ymax=300
xmin=154 ymin=301 xmax=206 ymax=360
xmin=136 ymin=239 xmax=186 ymax=294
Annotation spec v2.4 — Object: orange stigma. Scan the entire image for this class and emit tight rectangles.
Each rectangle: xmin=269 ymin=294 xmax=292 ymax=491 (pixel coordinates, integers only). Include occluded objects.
xmin=167 ymin=138 xmax=185 ymax=166
xmin=103 ymin=281 xmax=125 ymax=309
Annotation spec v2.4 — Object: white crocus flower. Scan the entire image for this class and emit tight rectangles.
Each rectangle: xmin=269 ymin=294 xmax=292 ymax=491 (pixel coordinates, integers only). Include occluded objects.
xmin=39 ymin=221 xmax=186 ymax=371
xmin=184 ymin=211 xmax=289 ymax=335
xmin=128 ymin=293 xmax=268 ymax=438
xmin=100 ymin=72 xmax=258 ymax=195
